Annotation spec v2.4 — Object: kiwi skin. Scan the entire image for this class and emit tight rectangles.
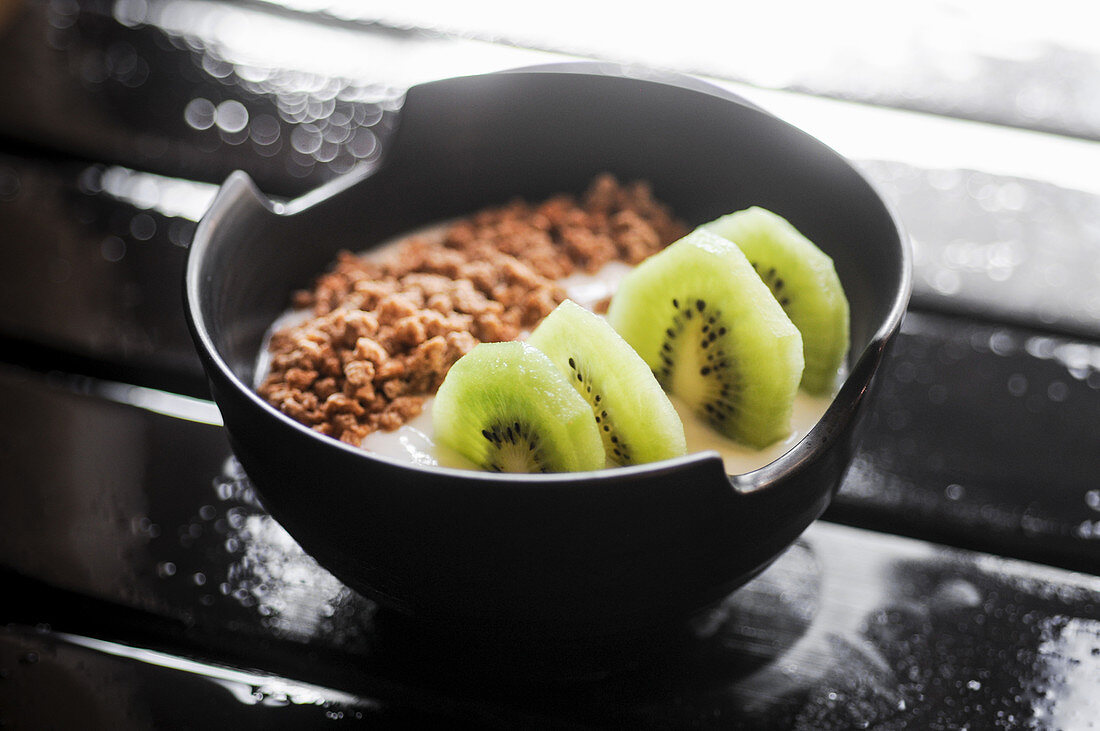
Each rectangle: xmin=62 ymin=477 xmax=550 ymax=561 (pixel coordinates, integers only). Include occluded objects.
xmin=607 ymin=228 xmax=804 ymax=449
xmin=526 ymin=299 xmax=687 ymax=466
xmin=704 ymin=207 xmax=849 ymax=396
xmin=431 ymin=341 xmax=606 ymax=473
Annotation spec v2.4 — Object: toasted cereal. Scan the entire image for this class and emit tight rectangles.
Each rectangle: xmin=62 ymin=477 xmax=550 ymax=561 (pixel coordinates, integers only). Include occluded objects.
xmin=258 ymin=174 xmax=687 ymax=444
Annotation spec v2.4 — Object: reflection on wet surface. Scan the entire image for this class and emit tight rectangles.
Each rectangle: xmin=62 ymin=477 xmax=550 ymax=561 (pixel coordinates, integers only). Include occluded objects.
xmin=94 ymin=164 xmax=217 ymax=221
xmin=210 ymin=458 xmax=373 ymax=647
xmin=0 ymin=628 xmax=388 ymax=727
xmin=3 ymin=1 xmax=1100 ymax=725
xmin=0 ymin=0 xmax=553 ymax=193
xmin=866 ymin=160 xmax=1100 ymax=337
xmin=4 ymin=2 xmax=1100 ymax=403
xmin=4 ymin=474 xmax=1098 ymax=729
xmin=290 ymin=0 xmax=1100 ymax=141
xmin=0 ymin=150 xmax=210 ymax=391
xmin=831 ymin=310 xmax=1100 ymax=574
xmin=1 ymin=357 xmax=1098 ymax=727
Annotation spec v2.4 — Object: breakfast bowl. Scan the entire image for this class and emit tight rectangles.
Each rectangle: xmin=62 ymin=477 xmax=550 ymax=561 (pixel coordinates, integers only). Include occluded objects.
xmin=184 ymin=62 xmax=910 ymax=643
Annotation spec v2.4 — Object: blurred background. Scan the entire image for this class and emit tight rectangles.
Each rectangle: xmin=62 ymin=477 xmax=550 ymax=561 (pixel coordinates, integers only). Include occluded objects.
xmin=1 ymin=1 xmax=1098 ymax=728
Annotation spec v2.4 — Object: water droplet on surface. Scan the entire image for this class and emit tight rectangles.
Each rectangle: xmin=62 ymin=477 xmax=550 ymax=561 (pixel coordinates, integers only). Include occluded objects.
xmin=931 ymin=269 xmax=961 ymax=295
xmin=291 ymin=124 xmax=323 ymax=155
xmin=1046 ymin=380 xmax=1069 ymax=402
xmin=226 ymin=507 xmax=246 ymax=529
xmin=933 ymin=578 xmax=983 ymax=608
xmin=927 ymin=383 xmax=948 ymax=404
xmin=215 ymin=100 xmax=250 ymax=134
xmin=167 ymin=219 xmax=196 ymax=247
xmin=100 ymin=236 xmax=126 ymax=262
xmin=112 ymin=0 xmax=148 ymax=27
xmin=1007 ymin=373 xmax=1028 ymax=397
xmin=184 ymin=98 xmax=217 ymax=131
xmin=348 ymin=128 xmax=379 ymax=160
xmin=201 ymin=53 xmax=234 ymax=80
xmin=249 ymin=114 xmax=281 ymax=146
xmin=129 ymin=213 xmax=156 ymax=241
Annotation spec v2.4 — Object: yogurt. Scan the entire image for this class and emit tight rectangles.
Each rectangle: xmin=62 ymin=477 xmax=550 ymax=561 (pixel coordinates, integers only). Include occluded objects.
xmin=357 ymin=260 xmax=835 ymax=475
xmin=361 ymin=389 xmax=831 ymax=475
xmin=257 ymin=236 xmax=836 ymax=476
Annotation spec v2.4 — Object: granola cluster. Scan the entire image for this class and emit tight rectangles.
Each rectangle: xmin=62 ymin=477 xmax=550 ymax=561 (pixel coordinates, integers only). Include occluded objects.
xmin=257 ymin=174 xmax=687 ymax=445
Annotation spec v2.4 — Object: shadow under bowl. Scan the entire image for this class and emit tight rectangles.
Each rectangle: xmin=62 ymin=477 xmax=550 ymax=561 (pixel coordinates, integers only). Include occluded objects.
xmin=185 ymin=63 xmax=910 ymax=643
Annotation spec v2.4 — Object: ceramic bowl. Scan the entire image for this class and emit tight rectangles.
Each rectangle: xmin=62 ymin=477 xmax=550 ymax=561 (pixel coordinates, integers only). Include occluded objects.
xmin=185 ymin=63 xmax=910 ymax=642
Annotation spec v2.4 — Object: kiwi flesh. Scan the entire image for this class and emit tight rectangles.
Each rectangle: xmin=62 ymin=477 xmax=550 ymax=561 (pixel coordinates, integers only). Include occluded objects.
xmin=704 ymin=207 xmax=849 ymax=395
xmin=527 ymin=299 xmax=687 ymax=466
xmin=432 ymin=341 xmax=605 ymax=473
xmin=606 ymin=228 xmax=804 ymax=449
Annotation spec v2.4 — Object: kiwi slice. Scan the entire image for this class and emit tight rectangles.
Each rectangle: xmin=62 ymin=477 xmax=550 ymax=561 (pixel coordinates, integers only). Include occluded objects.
xmin=704 ymin=207 xmax=849 ymax=395
xmin=432 ymin=341 xmax=605 ymax=473
xmin=527 ymin=299 xmax=687 ymax=466
xmin=606 ymin=228 xmax=804 ymax=449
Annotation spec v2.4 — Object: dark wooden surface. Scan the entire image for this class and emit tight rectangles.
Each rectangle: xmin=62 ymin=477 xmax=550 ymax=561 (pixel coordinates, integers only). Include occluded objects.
xmin=1 ymin=1 xmax=1098 ymax=727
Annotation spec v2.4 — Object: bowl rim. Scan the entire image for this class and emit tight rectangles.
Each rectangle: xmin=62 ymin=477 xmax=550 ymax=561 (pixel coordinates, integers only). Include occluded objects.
xmin=184 ymin=61 xmax=912 ymax=492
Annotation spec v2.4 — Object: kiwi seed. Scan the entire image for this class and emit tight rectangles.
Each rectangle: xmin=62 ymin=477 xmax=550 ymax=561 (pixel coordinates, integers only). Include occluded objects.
xmin=606 ymin=228 xmax=804 ymax=449
xmin=481 ymin=419 xmax=550 ymax=472
xmin=654 ymin=297 xmax=746 ymax=433
xmin=526 ymin=299 xmax=687 ymax=466
xmin=563 ymin=354 xmax=633 ymax=464
xmin=431 ymin=341 xmax=606 ymax=473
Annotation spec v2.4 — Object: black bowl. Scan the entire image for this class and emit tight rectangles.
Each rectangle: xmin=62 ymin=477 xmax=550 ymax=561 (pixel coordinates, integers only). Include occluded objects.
xmin=185 ymin=63 xmax=910 ymax=642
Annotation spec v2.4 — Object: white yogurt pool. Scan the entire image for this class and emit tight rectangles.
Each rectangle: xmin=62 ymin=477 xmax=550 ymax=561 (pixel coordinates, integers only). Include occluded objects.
xmin=257 ymin=231 xmax=836 ymax=475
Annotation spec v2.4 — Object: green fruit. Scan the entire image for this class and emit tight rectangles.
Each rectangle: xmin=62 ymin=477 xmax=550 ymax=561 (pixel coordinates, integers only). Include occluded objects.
xmin=432 ymin=341 xmax=605 ymax=473
xmin=527 ymin=299 xmax=687 ymax=466
xmin=606 ymin=228 xmax=804 ymax=449
xmin=704 ymin=207 xmax=849 ymax=395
